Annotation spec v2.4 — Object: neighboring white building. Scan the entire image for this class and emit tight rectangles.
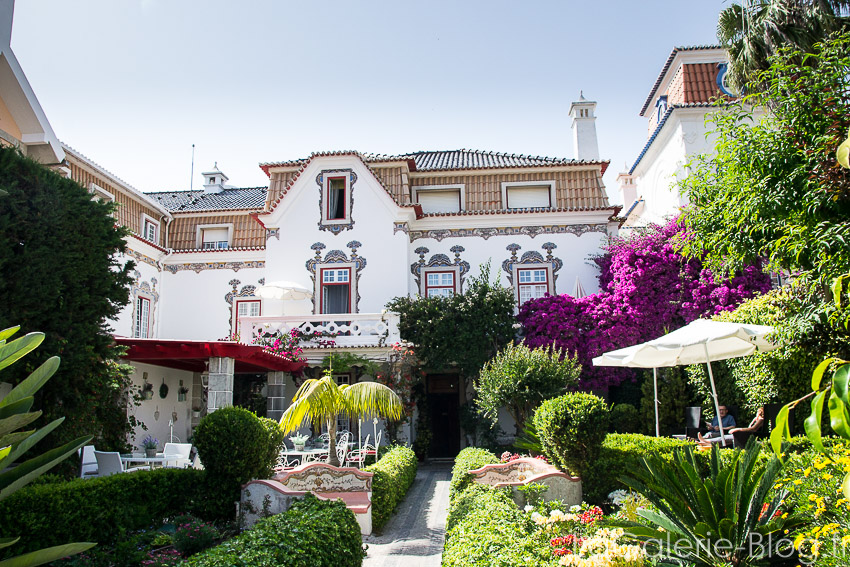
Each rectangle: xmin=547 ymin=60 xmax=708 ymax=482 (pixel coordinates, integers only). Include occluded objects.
xmin=619 ymin=46 xmax=735 ymax=228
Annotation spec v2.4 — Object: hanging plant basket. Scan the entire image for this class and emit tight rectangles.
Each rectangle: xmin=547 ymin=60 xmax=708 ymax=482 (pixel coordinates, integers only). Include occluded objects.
xmin=159 ymin=382 xmax=169 ymax=399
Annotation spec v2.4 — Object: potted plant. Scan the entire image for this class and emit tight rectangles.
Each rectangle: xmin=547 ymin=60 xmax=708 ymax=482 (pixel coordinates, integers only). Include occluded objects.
xmin=192 ymin=403 xmax=202 ymax=418
xmin=289 ymin=433 xmax=309 ymax=451
xmin=141 ymin=435 xmax=158 ymax=458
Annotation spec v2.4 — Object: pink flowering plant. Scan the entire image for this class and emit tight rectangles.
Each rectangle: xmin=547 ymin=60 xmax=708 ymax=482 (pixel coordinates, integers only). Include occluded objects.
xmin=519 ymin=218 xmax=770 ymax=389
xmin=251 ymin=328 xmax=336 ymax=363
xmin=172 ymin=516 xmax=218 ymax=556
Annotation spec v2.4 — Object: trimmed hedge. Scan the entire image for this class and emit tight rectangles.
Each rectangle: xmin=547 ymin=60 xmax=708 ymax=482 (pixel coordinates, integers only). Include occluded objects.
xmin=363 ymin=445 xmax=417 ymax=530
xmin=0 ymin=468 xmax=230 ymax=555
xmin=184 ymin=494 xmax=365 ymax=567
xmin=534 ymin=392 xmax=609 ymax=477
xmin=442 ymin=484 xmax=548 ymax=566
xmin=449 ymin=447 xmax=500 ymax=501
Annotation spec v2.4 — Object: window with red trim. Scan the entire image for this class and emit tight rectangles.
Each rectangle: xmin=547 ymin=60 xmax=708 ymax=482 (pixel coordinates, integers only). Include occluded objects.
xmin=234 ymin=299 xmax=261 ymax=333
xmin=134 ymin=296 xmax=151 ymax=338
xmin=326 ymin=177 xmax=347 ymax=220
xmin=320 ymin=268 xmax=351 ymax=314
xmin=424 ymin=270 xmax=456 ymax=297
xmin=517 ymin=268 xmax=549 ymax=304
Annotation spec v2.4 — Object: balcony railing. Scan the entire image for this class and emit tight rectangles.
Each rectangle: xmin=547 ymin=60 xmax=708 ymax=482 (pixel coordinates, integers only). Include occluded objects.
xmin=238 ymin=312 xmax=401 ymax=348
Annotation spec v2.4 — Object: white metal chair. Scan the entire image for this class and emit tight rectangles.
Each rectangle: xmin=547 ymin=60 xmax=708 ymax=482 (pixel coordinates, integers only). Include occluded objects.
xmin=303 ymin=451 xmax=328 ymax=464
xmin=336 ymin=442 xmax=349 ymax=466
xmin=159 ymin=443 xmax=192 ymax=468
xmin=79 ymin=445 xmax=98 ymax=479
xmin=345 ymin=449 xmax=367 ymax=468
xmin=274 ymin=452 xmax=299 ymax=472
xmin=94 ymin=451 xmax=146 ymax=477
xmin=318 ymin=433 xmax=331 ymax=449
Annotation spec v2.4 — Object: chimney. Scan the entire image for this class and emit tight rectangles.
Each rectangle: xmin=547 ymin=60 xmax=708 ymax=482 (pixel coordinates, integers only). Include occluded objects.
xmin=0 ymin=0 xmax=14 ymax=48
xmin=569 ymin=92 xmax=599 ymax=161
xmin=616 ymin=168 xmax=637 ymax=208
xmin=202 ymin=163 xmax=228 ymax=194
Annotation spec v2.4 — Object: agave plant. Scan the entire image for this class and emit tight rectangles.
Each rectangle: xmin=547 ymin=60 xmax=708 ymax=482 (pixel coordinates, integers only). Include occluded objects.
xmin=0 ymin=326 xmax=94 ymax=566
xmin=617 ymin=440 xmax=803 ymax=567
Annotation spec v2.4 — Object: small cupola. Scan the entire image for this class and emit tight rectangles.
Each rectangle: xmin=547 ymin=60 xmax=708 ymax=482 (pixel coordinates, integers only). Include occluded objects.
xmin=202 ymin=163 xmax=228 ymax=194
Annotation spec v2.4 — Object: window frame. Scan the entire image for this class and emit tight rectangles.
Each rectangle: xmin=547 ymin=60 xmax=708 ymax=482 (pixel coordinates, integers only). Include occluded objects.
xmin=323 ymin=175 xmax=349 ymax=224
xmin=419 ymin=266 xmax=460 ymax=298
xmin=141 ymin=214 xmax=160 ymax=244
xmin=412 ymin=184 xmax=466 ymax=214
xmin=317 ymin=265 xmax=354 ymax=314
xmin=233 ymin=298 xmax=262 ymax=334
xmin=512 ymin=263 xmax=554 ymax=305
xmin=134 ymin=296 xmax=151 ymax=338
xmin=500 ymin=180 xmax=557 ymax=210
xmin=423 ymin=269 xmax=457 ymax=298
xmin=195 ymin=223 xmax=234 ymax=250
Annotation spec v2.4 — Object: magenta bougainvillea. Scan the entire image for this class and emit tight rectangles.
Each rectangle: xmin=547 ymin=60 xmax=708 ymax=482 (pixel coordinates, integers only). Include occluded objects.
xmin=518 ymin=219 xmax=771 ymax=389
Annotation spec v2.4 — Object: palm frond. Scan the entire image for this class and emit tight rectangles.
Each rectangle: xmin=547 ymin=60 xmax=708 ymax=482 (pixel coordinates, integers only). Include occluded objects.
xmin=279 ymin=377 xmax=343 ymax=433
xmin=341 ymin=382 xmax=403 ymax=421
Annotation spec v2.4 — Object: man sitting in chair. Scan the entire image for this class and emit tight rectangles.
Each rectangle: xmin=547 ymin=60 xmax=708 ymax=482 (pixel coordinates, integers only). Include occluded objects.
xmin=703 ymin=405 xmax=736 ymax=438
xmin=698 ymin=407 xmax=763 ymax=447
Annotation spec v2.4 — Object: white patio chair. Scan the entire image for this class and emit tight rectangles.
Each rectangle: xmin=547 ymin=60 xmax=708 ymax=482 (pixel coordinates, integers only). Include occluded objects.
xmin=274 ymin=452 xmax=299 ymax=472
xmin=345 ymin=449 xmax=367 ymax=468
xmin=303 ymin=451 xmax=328 ymax=464
xmin=94 ymin=451 xmax=146 ymax=477
xmin=318 ymin=433 xmax=331 ymax=449
xmin=336 ymin=441 xmax=349 ymax=466
xmin=79 ymin=445 xmax=98 ymax=479
xmin=159 ymin=443 xmax=192 ymax=468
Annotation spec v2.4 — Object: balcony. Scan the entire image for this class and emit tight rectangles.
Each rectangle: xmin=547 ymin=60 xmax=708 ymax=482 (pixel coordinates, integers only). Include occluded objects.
xmin=238 ymin=312 xmax=401 ymax=349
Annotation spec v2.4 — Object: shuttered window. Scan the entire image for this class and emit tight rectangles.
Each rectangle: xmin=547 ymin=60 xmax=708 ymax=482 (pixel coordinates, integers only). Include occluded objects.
xmin=506 ymin=185 xmax=551 ymax=209
xmin=417 ymin=190 xmax=461 ymax=214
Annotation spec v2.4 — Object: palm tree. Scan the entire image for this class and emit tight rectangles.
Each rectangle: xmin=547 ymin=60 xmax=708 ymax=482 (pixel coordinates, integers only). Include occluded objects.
xmin=279 ymin=375 xmax=403 ymax=466
xmin=718 ymin=0 xmax=850 ymax=91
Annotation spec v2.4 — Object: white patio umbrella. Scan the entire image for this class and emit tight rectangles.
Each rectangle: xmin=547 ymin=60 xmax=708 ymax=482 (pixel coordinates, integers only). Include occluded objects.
xmin=572 ymin=276 xmax=587 ymax=299
xmin=254 ymin=280 xmax=313 ymax=300
xmin=593 ymin=319 xmax=779 ymax=444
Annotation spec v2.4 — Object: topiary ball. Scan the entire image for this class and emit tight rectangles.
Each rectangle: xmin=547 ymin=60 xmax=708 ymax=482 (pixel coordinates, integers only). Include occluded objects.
xmin=193 ymin=406 xmax=269 ymax=484
xmin=533 ymin=392 xmax=609 ymax=477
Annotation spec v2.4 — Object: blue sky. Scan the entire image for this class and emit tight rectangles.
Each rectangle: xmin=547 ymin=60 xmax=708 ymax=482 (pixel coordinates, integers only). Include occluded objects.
xmin=12 ymin=0 xmax=728 ymax=201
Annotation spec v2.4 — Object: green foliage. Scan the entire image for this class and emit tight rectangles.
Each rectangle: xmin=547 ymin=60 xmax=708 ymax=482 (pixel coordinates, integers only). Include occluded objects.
xmin=363 ymin=445 xmax=418 ymax=531
xmin=185 ymin=494 xmax=364 ymax=567
xmin=533 ymin=392 xmax=609 ymax=477
xmin=172 ymin=515 xmax=218 ymax=556
xmin=638 ymin=367 xmax=694 ymax=435
xmin=257 ymin=417 xmax=286 ymax=479
xmin=459 ymin=400 xmax=503 ymax=451
xmin=512 ymin=418 xmax=543 ymax=454
xmin=619 ymin=441 xmax=804 ymax=567
xmin=0 ymin=468 xmax=229 ymax=555
xmin=608 ymin=403 xmax=641 ymax=434
xmin=442 ymin=484 xmax=549 ymax=566
xmin=475 ymin=343 xmax=581 ymax=430
xmin=321 ymin=351 xmax=380 ymax=377
xmin=449 ymin=447 xmax=500 ymax=501
xmin=0 ymin=327 xmax=95 ymax=564
xmin=0 ymin=146 xmax=136 ymax=455
xmin=192 ymin=407 xmax=270 ymax=489
xmin=678 ymin=34 xmax=850 ymax=294
xmin=386 ymin=262 xmax=515 ymax=380
xmin=411 ymin=381 xmax=431 ymax=461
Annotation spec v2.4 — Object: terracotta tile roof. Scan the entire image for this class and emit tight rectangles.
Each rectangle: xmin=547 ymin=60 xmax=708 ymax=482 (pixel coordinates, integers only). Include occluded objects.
xmin=260 ymin=149 xmax=609 ymax=175
xmin=682 ymin=63 xmax=725 ymax=104
xmin=146 ymin=187 xmax=268 ymax=212
xmin=640 ymin=45 xmax=723 ymax=116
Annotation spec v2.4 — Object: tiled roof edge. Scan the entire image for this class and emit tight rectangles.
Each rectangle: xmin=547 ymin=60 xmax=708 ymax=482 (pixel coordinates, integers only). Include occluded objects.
xmin=639 ymin=45 xmax=725 ymax=116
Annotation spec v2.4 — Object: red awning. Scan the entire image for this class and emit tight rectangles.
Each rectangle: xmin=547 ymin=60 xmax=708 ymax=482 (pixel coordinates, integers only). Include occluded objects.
xmin=113 ymin=337 xmax=307 ymax=374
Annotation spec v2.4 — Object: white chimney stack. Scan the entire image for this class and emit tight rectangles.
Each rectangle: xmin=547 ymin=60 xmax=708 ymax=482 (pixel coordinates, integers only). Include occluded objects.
xmin=569 ymin=92 xmax=599 ymax=161
xmin=202 ymin=163 xmax=228 ymax=194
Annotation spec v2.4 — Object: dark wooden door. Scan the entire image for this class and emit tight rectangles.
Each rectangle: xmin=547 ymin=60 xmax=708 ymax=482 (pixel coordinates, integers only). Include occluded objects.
xmin=427 ymin=374 xmax=460 ymax=458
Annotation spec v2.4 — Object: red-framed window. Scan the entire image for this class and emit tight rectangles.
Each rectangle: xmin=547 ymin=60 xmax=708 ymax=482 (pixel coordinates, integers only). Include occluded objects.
xmin=424 ymin=270 xmax=456 ymax=297
xmin=517 ymin=268 xmax=549 ymax=304
xmin=234 ymin=299 xmax=261 ymax=333
xmin=326 ymin=177 xmax=347 ymax=221
xmin=134 ymin=296 xmax=151 ymax=338
xmin=320 ymin=267 xmax=351 ymax=314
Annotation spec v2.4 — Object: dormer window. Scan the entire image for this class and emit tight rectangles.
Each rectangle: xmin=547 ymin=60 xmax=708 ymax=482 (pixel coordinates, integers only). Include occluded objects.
xmin=196 ymin=223 xmax=233 ymax=250
xmin=501 ymin=181 xmax=556 ymax=210
xmin=317 ymin=169 xmax=356 ymax=233
xmin=141 ymin=214 xmax=159 ymax=244
xmin=326 ymin=177 xmax=347 ymax=220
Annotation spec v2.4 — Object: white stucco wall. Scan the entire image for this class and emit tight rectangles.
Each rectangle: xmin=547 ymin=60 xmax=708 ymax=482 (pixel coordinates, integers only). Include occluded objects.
xmin=127 ymin=362 xmax=195 ymax=450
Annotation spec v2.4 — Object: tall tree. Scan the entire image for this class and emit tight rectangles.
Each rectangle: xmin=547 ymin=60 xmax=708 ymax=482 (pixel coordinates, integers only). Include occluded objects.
xmin=718 ymin=0 xmax=850 ymax=90
xmin=0 ymin=146 xmax=136 ymax=455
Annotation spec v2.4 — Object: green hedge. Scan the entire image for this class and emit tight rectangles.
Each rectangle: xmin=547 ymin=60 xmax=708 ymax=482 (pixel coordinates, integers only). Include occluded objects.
xmin=442 ymin=484 xmax=548 ymax=566
xmin=534 ymin=392 xmax=609 ymax=477
xmin=184 ymin=494 xmax=364 ymax=567
xmin=363 ymin=445 xmax=418 ymax=531
xmin=0 ymin=468 xmax=232 ymax=555
xmin=449 ymin=447 xmax=500 ymax=501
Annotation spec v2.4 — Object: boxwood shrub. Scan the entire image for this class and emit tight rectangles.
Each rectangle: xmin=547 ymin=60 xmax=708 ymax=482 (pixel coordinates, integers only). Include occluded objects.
xmin=184 ymin=494 xmax=365 ymax=567
xmin=0 ymin=468 xmax=229 ymax=555
xmin=363 ymin=445 xmax=417 ymax=530
xmin=442 ymin=484 xmax=548 ymax=566
xmin=534 ymin=392 xmax=609 ymax=478
xmin=449 ymin=447 xmax=500 ymax=501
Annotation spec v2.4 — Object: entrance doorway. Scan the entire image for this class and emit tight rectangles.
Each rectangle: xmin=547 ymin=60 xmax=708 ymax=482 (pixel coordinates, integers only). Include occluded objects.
xmin=426 ymin=374 xmax=460 ymax=458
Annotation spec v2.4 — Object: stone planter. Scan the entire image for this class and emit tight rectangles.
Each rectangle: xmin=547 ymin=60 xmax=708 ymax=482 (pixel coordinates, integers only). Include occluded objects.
xmin=145 ymin=448 xmax=157 ymax=458
xmin=294 ymin=444 xmax=305 ymax=452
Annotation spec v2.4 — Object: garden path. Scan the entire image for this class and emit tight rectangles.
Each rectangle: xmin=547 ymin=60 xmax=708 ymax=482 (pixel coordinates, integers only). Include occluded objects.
xmin=362 ymin=461 xmax=452 ymax=567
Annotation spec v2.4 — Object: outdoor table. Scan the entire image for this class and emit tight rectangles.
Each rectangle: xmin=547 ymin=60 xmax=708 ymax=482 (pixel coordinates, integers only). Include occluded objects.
xmin=281 ymin=447 xmax=327 ymax=464
xmin=120 ymin=453 xmax=169 ymax=470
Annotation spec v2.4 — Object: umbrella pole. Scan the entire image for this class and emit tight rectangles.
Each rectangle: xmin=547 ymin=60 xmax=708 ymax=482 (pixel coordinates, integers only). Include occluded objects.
xmin=654 ymin=368 xmax=660 ymax=437
xmin=703 ymin=344 xmax=727 ymax=447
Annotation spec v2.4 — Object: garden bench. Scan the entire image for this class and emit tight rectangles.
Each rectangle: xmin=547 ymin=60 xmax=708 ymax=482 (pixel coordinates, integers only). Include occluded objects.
xmin=468 ymin=457 xmax=582 ymax=507
xmin=240 ymin=462 xmax=373 ymax=534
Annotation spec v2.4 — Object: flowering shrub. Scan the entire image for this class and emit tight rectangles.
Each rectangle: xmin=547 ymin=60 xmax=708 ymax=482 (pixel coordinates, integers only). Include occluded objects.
xmin=140 ymin=548 xmax=183 ymax=567
xmin=556 ymin=528 xmax=646 ymax=566
xmin=251 ymin=328 xmax=335 ymax=363
xmin=172 ymin=516 xmax=218 ymax=556
xmin=519 ymin=218 xmax=770 ymax=389
xmin=500 ymin=451 xmax=548 ymax=463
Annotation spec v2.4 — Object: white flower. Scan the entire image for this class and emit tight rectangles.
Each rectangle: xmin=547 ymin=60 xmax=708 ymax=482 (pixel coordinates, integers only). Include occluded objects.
xmin=569 ymin=505 xmax=582 ymax=513
xmin=524 ymin=505 xmax=533 ymax=512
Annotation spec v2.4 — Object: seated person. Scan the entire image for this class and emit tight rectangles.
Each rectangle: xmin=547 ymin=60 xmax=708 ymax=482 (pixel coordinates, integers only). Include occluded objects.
xmin=703 ymin=405 xmax=736 ymax=438
xmin=698 ymin=407 xmax=763 ymax=445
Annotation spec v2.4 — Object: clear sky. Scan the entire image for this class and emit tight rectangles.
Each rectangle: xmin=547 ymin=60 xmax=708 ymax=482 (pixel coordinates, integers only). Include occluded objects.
xmin=11 ymin=0 xmax=728 ymax=202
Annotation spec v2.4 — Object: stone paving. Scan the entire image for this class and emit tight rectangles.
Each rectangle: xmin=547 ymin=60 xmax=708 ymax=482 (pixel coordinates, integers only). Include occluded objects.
xmin=362 ymin=462 xmax=453 ymax=567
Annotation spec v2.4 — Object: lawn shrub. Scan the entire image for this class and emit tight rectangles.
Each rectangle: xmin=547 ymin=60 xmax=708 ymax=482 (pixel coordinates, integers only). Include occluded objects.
xmin=363 ymin=445 xmax=417 ymax=530
xmin=534 ymin=392 xmax=609 ymax=477
xmin=258 ymin=416 xmax=287 ymax=479
xmin=184 ymin=494 xmax=365 ymax=567
xmin=0 ymin=468 xmax=227 ymax=555
xmin=449 ymin=447 xmax=499 ymax=501
xmin=609 ymin=403 xmax=641 ymax=434
xmin=442 ymin=484 xmax=549 ymax=566
xmin=192 ymin=407 xmax=270 ymax=485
